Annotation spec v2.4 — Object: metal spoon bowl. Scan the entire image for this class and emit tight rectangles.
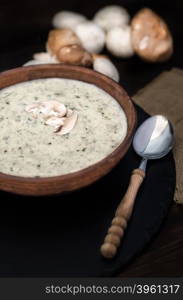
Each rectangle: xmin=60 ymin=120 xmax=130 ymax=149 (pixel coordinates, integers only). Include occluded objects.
xmin=133 ymin=115 xmax=174 ymax=169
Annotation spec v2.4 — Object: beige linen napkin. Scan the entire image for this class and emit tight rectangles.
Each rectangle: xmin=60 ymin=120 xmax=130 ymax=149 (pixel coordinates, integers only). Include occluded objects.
xmin=133 ymin=68 xmax=183 ymax=204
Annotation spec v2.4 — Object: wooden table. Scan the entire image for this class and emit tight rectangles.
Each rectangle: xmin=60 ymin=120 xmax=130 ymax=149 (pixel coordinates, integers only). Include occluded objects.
xmin=120 ymin=204 xmax=183 ymax=276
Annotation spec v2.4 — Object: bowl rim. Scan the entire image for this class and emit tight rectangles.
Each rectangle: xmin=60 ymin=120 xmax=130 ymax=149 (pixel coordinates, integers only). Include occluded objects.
xmin=0 ymin=64 xmax=136 ymax=192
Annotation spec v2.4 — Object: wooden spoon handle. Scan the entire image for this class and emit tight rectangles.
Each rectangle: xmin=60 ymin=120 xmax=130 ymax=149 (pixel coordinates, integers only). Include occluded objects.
xmin=100 ymin=169 xmax=145 ymax=259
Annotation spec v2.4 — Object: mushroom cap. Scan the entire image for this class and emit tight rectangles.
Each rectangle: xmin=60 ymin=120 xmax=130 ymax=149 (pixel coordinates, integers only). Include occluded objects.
xmin=23 ymin=60 xmax=57 ymax=66
xmin=93 ymin=5 xmax=130 ymax=32
xmin=75 ymin=21 xmax=105 ymax=53
xmin=56 ymin=44 xmax=92 ymax=66
xmin=57 ymin=111 xmax=78 ymax=136
xmin=93 ymin=56 xmax=120 ymax=82
xmin=33 ymin=52 xmax=59 ymax=63
xmin=131 ymin=8 xmax=173 ymax=62
xmin=45 ymin=116 xmax=65 ymax=128
xmin=106 ymin=25 xmax=134 ymax=58
xmin=46 ymin=28 xmax=81 ymax=56
xmin=52 ymin=11 xmax=87 ymax=31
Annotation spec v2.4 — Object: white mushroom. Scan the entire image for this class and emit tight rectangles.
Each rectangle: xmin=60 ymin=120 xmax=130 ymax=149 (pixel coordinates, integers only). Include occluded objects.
xmin=52 ymin=11 xmax=87 ymax=31
xmin=25 ymin=100 xmax=77 ymax=135
xmin=38 ymin=101 xmax=56 ymax=116
xmin=106 ymin=25 xmax=134 ymax=58
xmin=25 ymin=101 xmax=67 ymax=120
xmin=25 ymin=103 xmax=39 ymax=113
xmin=52 ymin=102 xmax=67 ymax=117
xmin=23 ymin=54 xmax=58 ymax=66
xmin=39 ymin=101 xmax=67 ymax=118
xmin=33 ymin=52 xmax=58 ymax=63
xmin=23 ymin=60 xmax=46 ymax=66
xmin=75 ymin=21 xmax=105 ymax=53
xmin=57 ymin=111 xmax=78 ymax=135
xmin=45 ymin=116 xmax=65 ymax=131
xmin=93 ymin=54 xmax=120 ymax=82
xmin=25 ymin=103 xmax=40 ymax=118
xmin=93 ymin=5 xmax=130 ymax=32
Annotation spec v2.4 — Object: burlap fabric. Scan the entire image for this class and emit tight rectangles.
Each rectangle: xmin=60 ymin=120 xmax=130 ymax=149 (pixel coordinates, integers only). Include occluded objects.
xmin=133 ymin=68 xmax=183 ymax=204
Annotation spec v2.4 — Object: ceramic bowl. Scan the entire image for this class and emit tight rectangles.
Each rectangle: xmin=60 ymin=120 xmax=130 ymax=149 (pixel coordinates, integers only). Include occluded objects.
xmin=0 ymin=64 xmax=136 ymax=196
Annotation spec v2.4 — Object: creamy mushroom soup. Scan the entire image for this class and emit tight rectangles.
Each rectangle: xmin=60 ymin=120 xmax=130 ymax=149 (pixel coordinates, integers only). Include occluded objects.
xmin=0 ymin=78 xmax=127 ymax=177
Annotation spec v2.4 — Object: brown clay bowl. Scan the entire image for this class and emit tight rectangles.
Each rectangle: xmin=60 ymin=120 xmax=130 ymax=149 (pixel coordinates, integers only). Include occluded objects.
xmin=0 ymin=64 xmax=136 ymax=196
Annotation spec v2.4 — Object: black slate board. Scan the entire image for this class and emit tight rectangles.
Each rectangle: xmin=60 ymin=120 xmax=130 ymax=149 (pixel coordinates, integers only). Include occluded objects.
xmin=0 ymin=104 xmax=176 ymax=277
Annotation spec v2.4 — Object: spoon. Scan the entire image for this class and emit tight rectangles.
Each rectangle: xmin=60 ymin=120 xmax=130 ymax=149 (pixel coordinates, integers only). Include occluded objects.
xmin=100 ymin=115 xmax=174 ymax=259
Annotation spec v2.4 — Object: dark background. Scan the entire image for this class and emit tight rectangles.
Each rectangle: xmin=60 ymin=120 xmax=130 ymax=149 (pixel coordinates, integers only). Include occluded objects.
xmin=0 ymin=0 xmax=183 ymax=277
xmin=0 ymin=0 xmax=183 ymax=95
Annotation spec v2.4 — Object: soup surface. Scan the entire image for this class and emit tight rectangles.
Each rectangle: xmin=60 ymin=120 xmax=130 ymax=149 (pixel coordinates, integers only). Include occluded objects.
xmin=0 ymin=78 xmax=127 ymax=177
